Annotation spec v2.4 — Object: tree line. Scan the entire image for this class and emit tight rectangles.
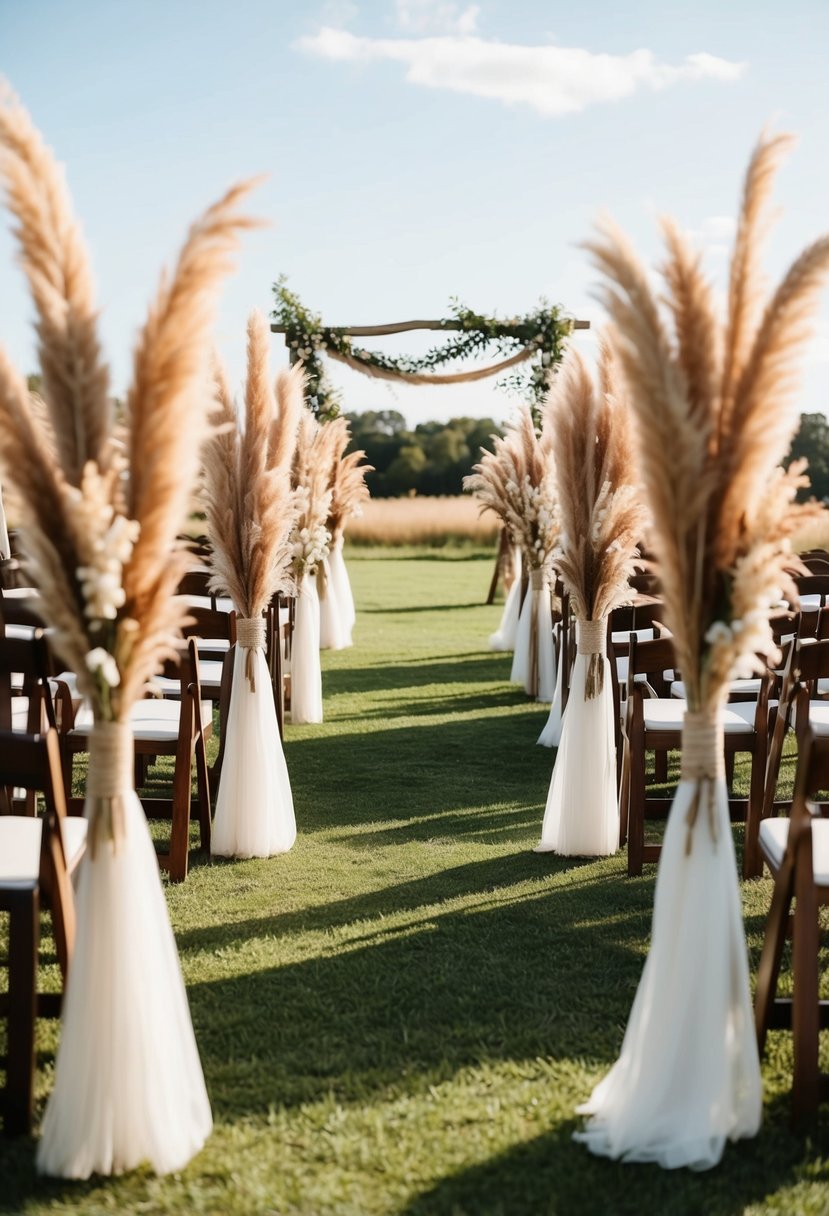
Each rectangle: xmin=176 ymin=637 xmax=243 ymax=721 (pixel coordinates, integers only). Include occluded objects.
xmin=347 ymin=408 xmax=829 ymax=500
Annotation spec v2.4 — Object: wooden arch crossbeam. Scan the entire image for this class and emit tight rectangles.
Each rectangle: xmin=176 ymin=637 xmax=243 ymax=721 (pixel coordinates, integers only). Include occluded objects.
xmin=271 ymin=316 xmax=591 ymax=385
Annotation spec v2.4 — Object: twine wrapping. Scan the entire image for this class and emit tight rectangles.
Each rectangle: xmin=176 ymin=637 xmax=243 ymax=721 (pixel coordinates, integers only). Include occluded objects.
xmin=237 ymin=615 xmax=267 ymax=692
xmin=680 ymin=709 xmax=725 ymax=854
xmin=87 ymin=721 xmax=135 ymax=854
xmin=578 ymin=616 xmax=608 ymax=700
xmin=316 ymin=560 xmax=329 ymax=602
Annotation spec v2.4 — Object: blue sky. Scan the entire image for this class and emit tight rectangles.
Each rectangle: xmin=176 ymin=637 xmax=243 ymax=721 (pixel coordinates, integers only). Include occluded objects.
xmin=2 ymin=0 xmax=828 ymax=426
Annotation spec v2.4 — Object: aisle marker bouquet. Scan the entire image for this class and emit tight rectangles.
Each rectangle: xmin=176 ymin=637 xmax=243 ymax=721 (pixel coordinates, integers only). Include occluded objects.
xmin=576 ymin=130 xmax=829 ymax=1169
xmin=536 ymin=342 xmax=648 ymax=857
xmin=0 ymin=84 xmax=258 ymax=1177
xmin=202 ymin=312 xmax=301 ymax=857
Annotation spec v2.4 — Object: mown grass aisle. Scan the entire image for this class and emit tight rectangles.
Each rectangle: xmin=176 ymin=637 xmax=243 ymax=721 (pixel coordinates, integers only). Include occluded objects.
xmin=3 ymin=551 xmax=829 ymax=1214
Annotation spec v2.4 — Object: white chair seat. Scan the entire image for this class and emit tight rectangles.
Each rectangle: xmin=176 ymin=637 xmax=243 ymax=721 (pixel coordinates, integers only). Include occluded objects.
xmin=72 ymin=697 xmax=212 ymax=741
xmin=611 ymin=627 xmax=655 ymax=645
xmin=1 ymin=587 xmax=39 ymax=600
xmin=7 ymin=696 xmax=39 ymax=732
xmin=154 ymin=660 xmax=224 ymax=699
xmin=804 ymin=702 xmax=829 ymax=738
xmin=0 ymin=813 xmax=87 ymax=884
xmin=760 ymin=817 xmax=829 ymax=884
xmin=0 ymin=816 xmax=41 ymax=882
xmin=670 ymin=677 xmax=763 ymax=700
xmin=643 ymin=698 xmax=762 ymax=734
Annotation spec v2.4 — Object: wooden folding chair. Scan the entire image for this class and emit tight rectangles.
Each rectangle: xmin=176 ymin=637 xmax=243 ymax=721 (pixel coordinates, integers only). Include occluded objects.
xmin=608 ymin=600 xmax=666 ymax=804
xmin=65 ymin=639 xmax=212 ymax=882
xmin=622 ymin=634 xmax=770 ymax=877
xmin=751 ymin=637 xmax=829 ymax=878
xmin=755 ymin=728 xmax=829 ymax=1123
xmin=0 ymin=728 xmax=84 ymax=1135
xmin=0 ymin=630 xmax=76 ymax=814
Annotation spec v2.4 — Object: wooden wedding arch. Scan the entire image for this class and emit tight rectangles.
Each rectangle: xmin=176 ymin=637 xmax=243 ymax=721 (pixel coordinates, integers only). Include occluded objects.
xmin=271 ymin=309 xmax=591 ymax=602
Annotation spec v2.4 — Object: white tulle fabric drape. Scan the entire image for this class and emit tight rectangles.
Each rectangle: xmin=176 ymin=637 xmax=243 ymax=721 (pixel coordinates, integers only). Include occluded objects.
xmin=291 ymin=572 xmax=323 ymax=724
xmin=536 ymin=618 xmax=618 ymax=856
xmin=328 ymin=536 xmax=356 ymax=638
xmin=575 ymin=712 xmax=762 ymax=1170
xmin=489 ymin=550 xmax=523 ymax=652
xmin=510 ymin=571 xmax=555 ymax=701
xmin=537 ymin=626 xmax=564 ymax=746
xmin=211 ymin=621 xmax=296 ymax=858
xmin=37 ymin=723 xmax=212 ymax=1179
xmin=318 ymin=553 xmax=352 ymax=651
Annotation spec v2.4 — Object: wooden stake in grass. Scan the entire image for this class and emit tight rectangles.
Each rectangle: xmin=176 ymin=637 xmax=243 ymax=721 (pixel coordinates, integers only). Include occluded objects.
xmin=576 ymin=130 xmax=829 ymax=1171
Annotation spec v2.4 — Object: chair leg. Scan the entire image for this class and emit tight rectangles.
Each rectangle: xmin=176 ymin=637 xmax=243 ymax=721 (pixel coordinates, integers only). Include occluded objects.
xmin=167 ymin=738 xmax=195 ymax=884
xmin=618 ymin=735 xmax=630 ymax=847
xmin=762 ymin=705 xmax=789 ymax=821
xmin=755 ymin=856 xmax=794 ymax=1055
xmin=5 ymin=889 xmax=39 ymax=1136
xmin=791 ymin=838 xmax=820 ymax=1124
xmin=194 ymin=732 xmax=212 ymax=853
xmin=744 ymin=739 xmax=768 ymax=880
xmin=628 ymin=739 xmax=646 ymax=877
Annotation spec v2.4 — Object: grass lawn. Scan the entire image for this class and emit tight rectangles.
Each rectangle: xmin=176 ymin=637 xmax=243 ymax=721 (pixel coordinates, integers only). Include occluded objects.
xmin=2 ymin=548 xmax=829 ymax=1215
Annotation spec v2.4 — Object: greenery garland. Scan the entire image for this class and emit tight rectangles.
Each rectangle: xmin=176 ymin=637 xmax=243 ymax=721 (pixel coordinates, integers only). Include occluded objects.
xmin=271 ymin=276 xmax=574 ymax=420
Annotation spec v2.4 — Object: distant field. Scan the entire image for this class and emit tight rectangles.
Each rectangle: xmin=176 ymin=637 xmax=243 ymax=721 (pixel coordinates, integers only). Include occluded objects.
xmin=346 ymin=494 xmax=500 ymax=547
xmin=345 ymin=494 xmax=829 ymax=554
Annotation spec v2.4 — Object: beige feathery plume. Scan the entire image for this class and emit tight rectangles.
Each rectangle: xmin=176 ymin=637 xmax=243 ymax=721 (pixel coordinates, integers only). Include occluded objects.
xmin=290 ymin=410 xmax=334 ymax=577
xmin=322 ymin=416 xmax=372 ymax=542
xmin=465 ymin=403 xmax=558 ymax=575
xmin=269 ymin=365 xmax=304 ymax=475
xmin=545 ymin=343 xmax=649 ymax=694
xmin=0 ymin=85 xmax=260 ymax=725
xmin=119 ymin=181 xmax=262 ymax=706
xmin=202 ymin=360 xmax=244 ymax=611
xmin=203 ymin=310 xmax=296 ymax=623
xmin=720 ymin=131 xmax=796 ymax=423
xmin=0 ymin=83 xmax=111 ymax=483
xmin=585 ymin=130 xmax=829 ymax=716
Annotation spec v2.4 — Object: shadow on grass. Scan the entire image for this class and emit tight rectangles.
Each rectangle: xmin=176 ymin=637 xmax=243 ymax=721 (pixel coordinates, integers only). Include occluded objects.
xmin=400 ymin=1092 xmax=829 ymax=1216
xmin=186 ymin=868 xmax=655 ymax=1118
xmin=179 ymin=848 xmax=603 ymax=948
xmin=322 ymin=653 xmax=513 ymax=697
xmin=362 ymin=602 xmax=487 ymax=614
xmin=331 ymin=686 xmax=529 ymax=722
xmin=285 ymin=709 xmax=553 ymax=832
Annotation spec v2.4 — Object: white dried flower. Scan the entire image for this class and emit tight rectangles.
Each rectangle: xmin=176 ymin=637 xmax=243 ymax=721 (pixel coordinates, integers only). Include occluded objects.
xmin=86 ymin=647 xmax=120 ymax=688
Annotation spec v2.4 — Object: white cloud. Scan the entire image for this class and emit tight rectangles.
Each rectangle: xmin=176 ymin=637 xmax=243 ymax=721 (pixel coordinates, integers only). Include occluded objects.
xmin=297 ymin=28 xmax=746 ymax=116
xmin=395 ymin=1 xmax=480 ymax=35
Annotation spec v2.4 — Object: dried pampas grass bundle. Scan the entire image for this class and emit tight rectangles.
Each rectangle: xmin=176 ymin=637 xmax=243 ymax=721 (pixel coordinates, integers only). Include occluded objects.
xmin=575 ymin=129 xmax=829 ymax=1173
xmin=291 ymin=410 xmax=334 ymax=575
xmin=585 ymin=131 xmax=828 ymax=723
xmin=546 ymin=341 xmax=648 ymax=697
xmin=323 ymin=415 xmax=372 ymax=542
xmin=465 ymin=403 xmax=558 ymax=576
xmin=0 ymin=83 xmax=260 ymax=1181
xmin=203 ymin=312 xmax=300 ymax=625
xmin=202 ymin=313 xmax=298 ymax=860
xmin=0 ymin=83 xmax=259 ymax=736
